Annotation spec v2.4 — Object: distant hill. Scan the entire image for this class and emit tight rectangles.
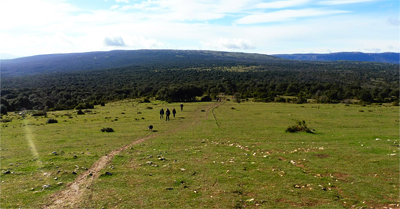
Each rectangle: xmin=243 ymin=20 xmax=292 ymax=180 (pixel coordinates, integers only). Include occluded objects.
xmin=0 ymin=50 xmax=282 ymax=77
xmin=273 ymin=52 xmax=399 ymax=64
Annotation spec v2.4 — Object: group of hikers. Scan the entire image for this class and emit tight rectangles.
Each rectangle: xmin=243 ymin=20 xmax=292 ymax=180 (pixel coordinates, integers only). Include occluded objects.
xmin=159 ymin=103 xmax=184 ymax=121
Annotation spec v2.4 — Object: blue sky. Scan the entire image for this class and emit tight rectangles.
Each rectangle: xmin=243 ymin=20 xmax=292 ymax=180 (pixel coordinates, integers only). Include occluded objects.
xmin=0 ymin=0 xmax=398 ymax=57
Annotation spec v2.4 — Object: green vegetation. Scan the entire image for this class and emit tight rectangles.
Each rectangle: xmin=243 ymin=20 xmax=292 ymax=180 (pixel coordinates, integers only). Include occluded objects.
xmin=1 ymin=50 xmax=399 ymax=113
xmin=1 ymin=100 xmax=398 ymax=208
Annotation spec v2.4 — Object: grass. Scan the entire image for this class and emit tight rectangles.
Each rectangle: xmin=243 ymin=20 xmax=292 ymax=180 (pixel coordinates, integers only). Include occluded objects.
xmin=1 ymin=100 xmax=399 ymax=208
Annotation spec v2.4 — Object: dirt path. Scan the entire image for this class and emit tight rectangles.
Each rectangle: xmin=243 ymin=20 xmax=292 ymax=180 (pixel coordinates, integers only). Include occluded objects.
xmin=44 ymin=102 xmax=222 ymax=208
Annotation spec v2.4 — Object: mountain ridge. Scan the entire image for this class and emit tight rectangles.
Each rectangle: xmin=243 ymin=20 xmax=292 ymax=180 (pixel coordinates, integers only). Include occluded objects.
xmin=273 ymin=52 xmax=399 ymax=64
xmin=1 ymin=50 xmax=399 ymax=77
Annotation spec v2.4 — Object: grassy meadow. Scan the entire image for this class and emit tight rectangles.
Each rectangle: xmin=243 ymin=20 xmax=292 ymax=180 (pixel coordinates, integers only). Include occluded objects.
xmin=1 ymin=100 xmax=399 ymax=208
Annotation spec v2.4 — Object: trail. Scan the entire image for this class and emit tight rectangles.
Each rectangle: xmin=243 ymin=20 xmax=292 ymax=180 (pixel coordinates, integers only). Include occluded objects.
xmin=44 ymin=102 xmax=222 ymax=209
xmin=207 ymin=101 xmax=224 ymax=128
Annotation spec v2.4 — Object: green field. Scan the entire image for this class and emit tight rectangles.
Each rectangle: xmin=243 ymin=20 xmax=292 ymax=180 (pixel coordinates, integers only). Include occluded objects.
xmin=1 ymin=100 xmax=399 ymax=208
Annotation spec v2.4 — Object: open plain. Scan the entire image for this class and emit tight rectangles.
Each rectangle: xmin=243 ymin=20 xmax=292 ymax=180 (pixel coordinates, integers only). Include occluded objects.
xmin=1 ymin=100 xmax=399 ymax=208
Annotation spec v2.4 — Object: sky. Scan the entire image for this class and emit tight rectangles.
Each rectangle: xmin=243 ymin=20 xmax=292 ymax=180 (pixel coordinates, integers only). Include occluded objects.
xmin=0 ymin=0 xmax=399 ymax=58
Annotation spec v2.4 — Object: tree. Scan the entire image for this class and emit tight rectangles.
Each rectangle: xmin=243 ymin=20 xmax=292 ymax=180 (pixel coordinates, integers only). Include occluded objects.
xmin=359 ymin=91 xmax=373 ymax=103
xmin=0 ymin=104 xmax=7 ymax=115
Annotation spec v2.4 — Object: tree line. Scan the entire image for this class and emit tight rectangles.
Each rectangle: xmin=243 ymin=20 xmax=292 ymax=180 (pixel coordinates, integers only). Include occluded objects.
xmin=1 ymin=61 xmax=398 ymax=114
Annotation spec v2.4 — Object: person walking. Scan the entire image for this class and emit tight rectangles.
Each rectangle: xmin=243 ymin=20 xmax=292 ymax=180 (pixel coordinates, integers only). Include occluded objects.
xmin=180 ymin=103 xmax=184 ymax=111
xmin=160 ymin=108 xmax=164 ymax=119
xmin=165 ymin=108 xmax=170 ymax=121
xmin=172 ymin=108 xmax=176 ymax=118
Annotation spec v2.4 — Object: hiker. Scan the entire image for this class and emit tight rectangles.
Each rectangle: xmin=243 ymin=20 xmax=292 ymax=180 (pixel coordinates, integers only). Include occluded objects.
xmin=160 ymin=108 xmax=164 ymax=119
xmin=180 ymin=103 xmax=184 ymax=111
xmin=172 ymin=108 xmax=176 ymax=118
xmin=165 ymin=108 xmax=170 ymax=121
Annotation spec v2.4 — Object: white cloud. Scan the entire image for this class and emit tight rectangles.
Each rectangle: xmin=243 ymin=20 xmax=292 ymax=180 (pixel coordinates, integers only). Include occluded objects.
xmin=317 ymin=0 xmax=376 ymax=5
xmin=236 ymin=9 xmax=348 ymax=24
xmin=104 ymin=36 xmax=126 ymax=46
xmin=110 ymin=5 xmax=120 ymax=9
xmin=201 ymin=38 xmax=255 ymax=50
xmin=0 ymin=0 xmax=78 ymax=31
xmin=116 ymin=0 xmax=129 ymax=3
xmin=256 ymin=0 xmax=311 ymax=9
xmin=387 ymin=17 xmax=400 ymax=26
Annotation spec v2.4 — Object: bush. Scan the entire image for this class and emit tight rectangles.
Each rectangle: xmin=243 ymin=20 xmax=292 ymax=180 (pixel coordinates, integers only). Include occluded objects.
xmin=101 ymin=127 xmax=114 ymax=132
xmin=276 ymin=97 xmax=286 ymax=103
xmin=146 ymin=107 xmax=153 ymax=109
xmin=77 ymin=109 xmax=84 ymax=115
xmin=100 ymin=102 xmax=105 ymax=106
xmin=201 ymin=95 xmax=212 ymax=101
xmin=75 ymin=102 xmax=94 ymax=110
xmin=0 ymin=104 xmax=8 ymax=115
xmin=46 ymin=119 xmax=58 ymax=124
xmin=0 ymin=118 xmax=12 ymax=123
xmin=32 ymin=111 xmax=47 ymax=116
xmin=392 ymin=100 xmax=399 ymax=106
xmin=285 ymin=120 xmax=315 ymax=133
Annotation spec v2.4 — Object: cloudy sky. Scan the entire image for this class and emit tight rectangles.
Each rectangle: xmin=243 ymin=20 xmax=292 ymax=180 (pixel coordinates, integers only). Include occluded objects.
xmin=0 ymin=0 xmax=398 ymax=58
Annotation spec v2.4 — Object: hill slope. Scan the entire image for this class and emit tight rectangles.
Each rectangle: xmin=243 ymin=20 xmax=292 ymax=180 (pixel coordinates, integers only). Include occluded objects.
xmin=273 ymin=52 xmax=399 ymax=64
xmin=0 ymin=50 xmax=282 ymax=77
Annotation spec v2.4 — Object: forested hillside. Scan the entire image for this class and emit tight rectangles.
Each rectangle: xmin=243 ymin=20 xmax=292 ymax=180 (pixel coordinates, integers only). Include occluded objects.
xmin=274 ymin=52 xmax=400 ymax=64
xmin=1 ymin=50 xmax=282 ymax=77
xmin=1 ymin=50 xmax=398 ymax=114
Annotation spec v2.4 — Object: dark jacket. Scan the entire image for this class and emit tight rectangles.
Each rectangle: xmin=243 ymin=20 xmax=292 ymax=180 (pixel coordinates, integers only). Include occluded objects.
xmin=166 ymin=109 xmax=170 ymax=115
xmin=160 ymin=109 xmax=164 ymax=114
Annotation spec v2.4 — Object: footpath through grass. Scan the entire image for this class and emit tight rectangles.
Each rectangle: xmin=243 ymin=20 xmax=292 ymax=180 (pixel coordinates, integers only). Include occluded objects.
xmin=1 ymin=100 xmax=399 ymax=208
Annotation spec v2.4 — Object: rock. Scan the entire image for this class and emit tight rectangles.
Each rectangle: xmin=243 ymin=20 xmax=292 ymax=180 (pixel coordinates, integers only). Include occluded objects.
xmin=166 ymin=188 xmax=173 ymax=190
xmin=54 ymin=177 xmax=58 ymax=180
xmin=294 ymin=185 xmax=301 ymax=188
xmin=42 ymin=184 xmax=50 ymax=189
xmin=9 ymin=163 xmax=13 ymax=166
xmin=57 ymin=182 xmax=63 ymax=185
xmin=180 ymin=168 xmax=186 ymax=171
xmin=105 ymin=172 xmax=113 ymax=176
xmin=146 ymin=161 xmax=153 ymax=165
xmin=73 ymin=155 xmax=77 ymax=159
xmin=3 ymin=171 xmax=11 ymax=174
xmin=30 ymin=188 xmax=34 ymax=191
xmin=158 ymin=157 xmax=165 ymax=161
xmin=72 ymin=171 xmax=77 ymax=175
xmin=52 ymin=151 xmax=57 ymax=155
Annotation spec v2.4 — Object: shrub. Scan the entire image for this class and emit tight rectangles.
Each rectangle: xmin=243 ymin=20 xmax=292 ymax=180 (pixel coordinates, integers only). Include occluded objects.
xmin=75 ymin=103 xmax=94 ymax=110
xmin=285 ymin=120 xmax=315 ymax=134
xmin=46 ymin=119 xmax=58 ymax=124
xmin=77 ymin=109 xmax=84 ymax=115
xmin=276 ymin=97 xmax=286 ymax=103
xmin=100 ymin=102 xmax=105 ymax=106
xmin=143 ymin=98 xmax=151 ymax=103
xmin=392 ymin=100 xmax=399 ymax=106
xmin=0 ymin=104 xmax=8 ymax=115
xmin=201 ymin=95 xmax=212 ymax=101
xmin=0 ymin=118 xmax=12 ymax=123
xmin=101 ymin=127 xmax=114 ymax=132
xmin=146 ymin=107 xmax=153 ymax=109
xmin=32 ymin=111 xmax=47 ymax=116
